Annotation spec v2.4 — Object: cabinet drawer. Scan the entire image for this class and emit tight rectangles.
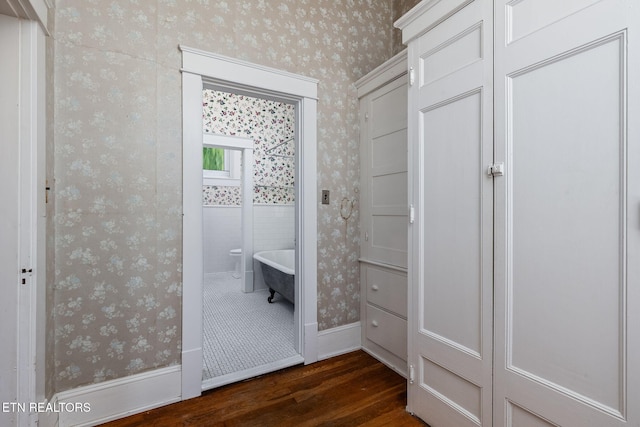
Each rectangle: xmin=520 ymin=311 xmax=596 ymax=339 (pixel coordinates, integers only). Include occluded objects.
xmin=365 ymin=265 xmax=407 ymax=317
xmin=365 ymin=304 xmax=407 ymax=360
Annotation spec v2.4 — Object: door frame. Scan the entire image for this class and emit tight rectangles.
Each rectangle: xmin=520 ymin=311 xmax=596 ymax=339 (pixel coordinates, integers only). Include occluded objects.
xmin=180 ymin=47 xmax=319 ymax=400
xmin=0 ymin=10 xmax=47 ymax=427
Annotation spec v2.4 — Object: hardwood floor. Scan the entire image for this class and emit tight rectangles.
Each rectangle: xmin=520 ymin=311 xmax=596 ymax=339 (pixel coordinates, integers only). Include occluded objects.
xmin=100 ymin=350 xmax=427 ymax=426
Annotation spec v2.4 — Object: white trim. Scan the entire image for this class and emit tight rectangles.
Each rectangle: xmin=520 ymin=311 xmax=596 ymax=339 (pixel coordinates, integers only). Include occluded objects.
xmin=203 ymin=177 xmax=240 ymax=187
xmin=2 ymin=0 xmax=51 ymax=34
xmin=48 ymin=366 xmax=181 ymax=427
xmin=180 ymin=46 xmax=318 ymax=100
xmin=203 ymin=133 xmax=253 ymax=149
xmin=17 ymin=18 xmax=46 ymax=427
xmin=355 ymin=49 xmax=408 ymax=98
xmin=394 ymin=0 xmax=474 ymax=44
xmin=181 ymin=48 xmax=318 ymax=400
xmin=317 ymin=322 xmax=362 ymax=360
xmin=181 ymin=70 xmax=205 ymax=400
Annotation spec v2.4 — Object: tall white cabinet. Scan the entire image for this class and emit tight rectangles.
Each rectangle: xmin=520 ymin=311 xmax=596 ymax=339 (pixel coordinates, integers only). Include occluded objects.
xmin=397 ymin=0 xmax=640 ymax=426
xmin=356 ymin=51 xmax=409 ymax=377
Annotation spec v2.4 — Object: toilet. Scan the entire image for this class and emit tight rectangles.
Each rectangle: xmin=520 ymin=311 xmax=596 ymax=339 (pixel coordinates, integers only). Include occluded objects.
xmin=229 ymin=248 xmax=242 ymax=278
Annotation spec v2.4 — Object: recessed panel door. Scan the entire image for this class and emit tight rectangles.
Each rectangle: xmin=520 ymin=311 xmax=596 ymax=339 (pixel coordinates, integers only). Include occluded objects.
xmin=493 ymin=0 xmax=640 ymax=425
xmin=361 ymin=76 xmax=408 ymax=269
xmin=407 ymin=1 xmax=494 ymax=425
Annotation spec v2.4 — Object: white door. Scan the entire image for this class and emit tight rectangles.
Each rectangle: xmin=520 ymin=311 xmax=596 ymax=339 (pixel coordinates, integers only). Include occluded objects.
xmin=0 ymin=13 xmax=46 ymax=427
xmin=407 ymin=1 xmax=494 ymax=425
xmin=360 ymin=75 xmax=408 ymax=269
xmin=0 ymin=15 xmax=22 ymax=426
xmin=493 ymin=0 xmax=640 ymax=425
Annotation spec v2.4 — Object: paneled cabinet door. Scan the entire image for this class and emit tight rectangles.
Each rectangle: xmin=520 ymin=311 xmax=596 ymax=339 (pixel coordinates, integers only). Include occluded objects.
xmin=359 ymin=75 xmax=408 ymax=269
xmin=493 ymin=0 xmax=640 ymax=425
xmin=404 ymin=0 xmax=494 ymax=425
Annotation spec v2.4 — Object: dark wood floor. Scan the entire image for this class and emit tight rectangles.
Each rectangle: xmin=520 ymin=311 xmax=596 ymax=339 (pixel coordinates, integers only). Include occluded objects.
xmin=100 ymin=350 xmax=427 ymax=426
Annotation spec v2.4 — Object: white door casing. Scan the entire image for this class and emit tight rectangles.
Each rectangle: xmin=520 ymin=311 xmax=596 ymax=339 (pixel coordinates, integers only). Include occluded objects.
xmin=493 ymin=0 xmax=640 ymax=425
xmin=0 ymin=12 xmax=47 ymax=427
xmin=180 ymin=47 xmax=319 ymax=400
xmin=400 ymin=0 xmax=495 ymax=425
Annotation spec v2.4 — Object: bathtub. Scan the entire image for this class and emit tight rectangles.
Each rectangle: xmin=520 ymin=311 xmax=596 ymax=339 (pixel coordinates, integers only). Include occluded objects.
xmin=253 ymin=250 xmax=295 ymax=304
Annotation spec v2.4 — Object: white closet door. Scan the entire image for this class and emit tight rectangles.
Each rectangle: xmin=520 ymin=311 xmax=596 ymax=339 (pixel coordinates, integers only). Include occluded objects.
xmin=361 ymin=75 xmax=408 ymax=268
xmin=407 ymin=1 xmax=494 ymax=425
xmin=493 ymin=0 xmax=640 ymax=425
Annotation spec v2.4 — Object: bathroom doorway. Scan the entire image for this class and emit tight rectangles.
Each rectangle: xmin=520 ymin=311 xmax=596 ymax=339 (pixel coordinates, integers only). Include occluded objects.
xmin=181 ymin=47 xmax=319 ymax=400
xmin=201 ymin=91 xmax=300 ymax=389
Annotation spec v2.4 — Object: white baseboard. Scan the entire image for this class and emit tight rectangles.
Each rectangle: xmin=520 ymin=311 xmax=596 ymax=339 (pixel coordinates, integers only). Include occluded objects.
xmin=49 ymin=365 xmax=181 ymax=427
xmin=317 ymin=322 xmax=361 ymax=360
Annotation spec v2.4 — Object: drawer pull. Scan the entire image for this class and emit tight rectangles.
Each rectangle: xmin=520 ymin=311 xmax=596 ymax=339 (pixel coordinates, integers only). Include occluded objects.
xmin=371 ymin=320 xmax=379 ymax=327
xmin=371 ymin=285 xmax=379 ymax=291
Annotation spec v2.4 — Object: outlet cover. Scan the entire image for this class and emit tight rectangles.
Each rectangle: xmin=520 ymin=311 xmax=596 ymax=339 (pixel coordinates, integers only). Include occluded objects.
xmin=322 ymin=190 xmax=330 ymax=205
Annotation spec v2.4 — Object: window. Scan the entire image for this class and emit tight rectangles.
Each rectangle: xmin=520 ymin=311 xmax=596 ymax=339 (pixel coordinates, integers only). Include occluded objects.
xmin=202 ymin=138 xmax=242 ymax=186
xmin=203 ymin=147 xmax=225 ymax=172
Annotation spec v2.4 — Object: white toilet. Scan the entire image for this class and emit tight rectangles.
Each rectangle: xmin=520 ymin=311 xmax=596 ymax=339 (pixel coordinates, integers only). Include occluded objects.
xmin=229 ymin=248 xmax=242 ymax=278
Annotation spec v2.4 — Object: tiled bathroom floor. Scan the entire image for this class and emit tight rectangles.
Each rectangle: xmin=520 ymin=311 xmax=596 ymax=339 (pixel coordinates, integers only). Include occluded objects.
xmin=202 ymin=272 xmax=297 ymax=380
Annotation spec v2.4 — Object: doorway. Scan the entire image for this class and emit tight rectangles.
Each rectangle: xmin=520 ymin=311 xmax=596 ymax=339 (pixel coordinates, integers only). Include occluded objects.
xmin=200 ymin=92 xmax=300 ymax=389
xmin=180 ymin=47 xmax=319 ymax=400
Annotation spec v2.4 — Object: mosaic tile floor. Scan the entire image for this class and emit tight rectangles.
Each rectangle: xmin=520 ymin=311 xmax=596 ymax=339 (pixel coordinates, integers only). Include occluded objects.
xmin=202 ymin=272 xmax=297 ymax=380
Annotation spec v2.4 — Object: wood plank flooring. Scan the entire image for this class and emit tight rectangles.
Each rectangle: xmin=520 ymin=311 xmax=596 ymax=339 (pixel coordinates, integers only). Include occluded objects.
xmin=100 ymin=350 xmax=428 ymax=426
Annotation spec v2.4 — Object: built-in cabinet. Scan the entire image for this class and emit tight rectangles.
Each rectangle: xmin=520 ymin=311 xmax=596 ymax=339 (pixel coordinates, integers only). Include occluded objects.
xmin=397 ymin=0 xmax=640 ymax=426
xmin=356 ymin=51 xmax=409 ymax=377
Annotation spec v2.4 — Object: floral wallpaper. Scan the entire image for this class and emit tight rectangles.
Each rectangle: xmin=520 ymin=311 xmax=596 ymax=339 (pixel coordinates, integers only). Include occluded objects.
xmin=51 ymin=0 xmax=415 ymax=393
xmin=202 ymin=90 xmax=296 ymax=206
xmin=392 ymin=0 xmax=422 ymax=54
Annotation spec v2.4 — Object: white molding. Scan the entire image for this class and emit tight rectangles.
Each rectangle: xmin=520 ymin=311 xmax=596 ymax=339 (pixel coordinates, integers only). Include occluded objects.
xmin=317 ymin=322 xmax=362 ymax=360
xmin=394 ymin=0 xmax=474 ymax=44
xmin=181 ymin=70 xmax=205 ymax=400
xmin=2 ymin=0 xmax=51 ymax=34
xmin=355 ymin=49 xmax=408 ymax=98
xmin=180 ymin=46 xmax=318 ymax=100
xmin=203 ymin=133 xmax=253 ymax=150
xmin=48 ymin=366 xmax=181 ymax=427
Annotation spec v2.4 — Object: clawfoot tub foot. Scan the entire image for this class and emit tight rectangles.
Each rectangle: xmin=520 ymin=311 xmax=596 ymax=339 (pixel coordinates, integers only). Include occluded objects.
xmin=268 ymin=288 xmax=276 ymax=303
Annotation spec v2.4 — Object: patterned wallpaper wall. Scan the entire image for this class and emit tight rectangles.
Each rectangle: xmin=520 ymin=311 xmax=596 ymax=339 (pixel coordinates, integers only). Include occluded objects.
xmin=202 ymin=90 xmax=295 ymax=206
xmin=393 ymin=0 xmax=422 ymax=54
xmin=51 ymin=0 xmax=418 ymax=393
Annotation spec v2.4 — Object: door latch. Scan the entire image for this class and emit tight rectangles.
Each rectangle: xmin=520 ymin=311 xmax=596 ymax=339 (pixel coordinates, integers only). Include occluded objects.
xmin=487 ymin=162 xmax=504 ymax=177
xmin=21 ymin=268 xmax=33 ymax=285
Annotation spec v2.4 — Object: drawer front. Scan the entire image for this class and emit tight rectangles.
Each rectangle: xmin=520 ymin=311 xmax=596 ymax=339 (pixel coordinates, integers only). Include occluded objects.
xmin=366 ymin=304 xmax=407 ymax=360
xmin=365 ymin=265 xmax=407 ymax=317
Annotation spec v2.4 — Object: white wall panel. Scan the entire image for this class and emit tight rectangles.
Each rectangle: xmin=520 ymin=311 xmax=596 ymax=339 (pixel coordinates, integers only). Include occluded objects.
xmin=422 ymin=90 xmax=483 ymax=356
xmin=508 ymin=35 xmax=624 ymax=412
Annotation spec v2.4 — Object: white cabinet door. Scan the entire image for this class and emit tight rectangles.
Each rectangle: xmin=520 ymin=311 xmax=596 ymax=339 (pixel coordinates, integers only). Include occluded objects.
xmin=360 ymin=75 xmax=408 ymax=269
xmin=493 ymin=0 xmax=640 ymax=425
xmin=406 ymin=1 xmax=494 ymax=425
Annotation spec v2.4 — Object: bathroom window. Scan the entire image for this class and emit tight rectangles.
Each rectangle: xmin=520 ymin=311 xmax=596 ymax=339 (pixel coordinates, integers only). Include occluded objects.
xmin=203 ymin=147 xmax=225 ymax=172
xmin=203 ymin=143 xmax=241 ymax=186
